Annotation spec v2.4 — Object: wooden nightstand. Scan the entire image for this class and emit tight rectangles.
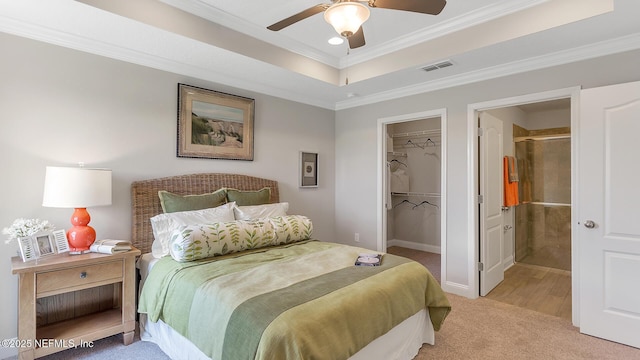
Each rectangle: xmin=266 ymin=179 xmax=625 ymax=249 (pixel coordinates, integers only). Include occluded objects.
xmin=11 ymin=247 xmax=141 ymax=360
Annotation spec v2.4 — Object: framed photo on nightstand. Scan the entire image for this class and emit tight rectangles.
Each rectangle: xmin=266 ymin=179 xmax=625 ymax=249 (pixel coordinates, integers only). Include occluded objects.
xmin=34 ymin=232 xmax=55 ymax=257
xmin=17 ymin=230 xmax=69 ymax=262
xmin=18 ymin=236 xmax=38 ymax=262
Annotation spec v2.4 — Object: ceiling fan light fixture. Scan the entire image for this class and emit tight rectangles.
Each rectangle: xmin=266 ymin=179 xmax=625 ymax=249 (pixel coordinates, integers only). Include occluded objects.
xmin=324 ymin=1 xmax=370 ymax=37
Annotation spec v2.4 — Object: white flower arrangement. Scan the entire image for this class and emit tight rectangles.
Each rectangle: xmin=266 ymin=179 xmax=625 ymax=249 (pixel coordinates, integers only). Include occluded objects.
xmin=3 ymin=218 xmax=55 ymax=245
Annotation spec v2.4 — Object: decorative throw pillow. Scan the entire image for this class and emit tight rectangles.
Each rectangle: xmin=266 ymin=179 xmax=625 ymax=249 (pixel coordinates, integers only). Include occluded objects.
xmin=158 ymin=188 xmax=227 ymax=213
xmin=169 ymin=215 xmax=313 ymax=262
xmin=150 ymin=202 xmax=236 ymax=258
xmin=233 ymin=202 xmax=289 ymax=220
xmin=225 ymin=187 xmax=271 ymax=206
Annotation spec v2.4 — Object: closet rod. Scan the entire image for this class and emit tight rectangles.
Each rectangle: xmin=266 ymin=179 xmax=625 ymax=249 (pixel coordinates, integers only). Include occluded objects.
xmin=391 ymin=192 xmax=441 ymax=197
xmin=400 ymin=138 xmax=439 ymax=149
xmin=387 ymin=151 xmax=407 ymax=157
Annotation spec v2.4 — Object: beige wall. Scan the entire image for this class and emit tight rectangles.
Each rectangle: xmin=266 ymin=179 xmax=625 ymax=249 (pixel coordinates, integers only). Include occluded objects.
xmin=334 ymin=49 xmax=640 ymax=295
xmin=0 ymin=33 xmax=335 ymax=357
xmin=2 ymin=28 xmax=640 ymax=359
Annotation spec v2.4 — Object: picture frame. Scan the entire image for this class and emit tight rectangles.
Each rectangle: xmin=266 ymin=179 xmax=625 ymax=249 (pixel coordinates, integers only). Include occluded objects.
xmin=18 ymin=236 xmax=39 ymax=262
xmin=17 ymin=230 xmax=69 ymax=262
xmin=177 ymin=83 xmax=255 ymax=161
xmin=34 ymin=231 xmax=55 ymax=257
xmin=51 ymin=229 xmax=70 ymax=253
xmin=299 ymin=151 xmax=319 ymax=188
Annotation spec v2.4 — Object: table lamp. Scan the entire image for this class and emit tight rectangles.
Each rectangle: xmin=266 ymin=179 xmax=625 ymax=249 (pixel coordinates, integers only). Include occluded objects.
xmin=42 ymin=166 xmax=112 ymax=254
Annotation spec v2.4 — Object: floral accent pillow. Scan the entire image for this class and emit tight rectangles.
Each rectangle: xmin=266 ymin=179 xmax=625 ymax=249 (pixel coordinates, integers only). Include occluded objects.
xmin=169 ymin=215 xmax=313 ymax=262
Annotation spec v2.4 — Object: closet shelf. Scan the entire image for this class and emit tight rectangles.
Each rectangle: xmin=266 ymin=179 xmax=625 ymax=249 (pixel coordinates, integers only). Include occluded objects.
xmin=514 ymin=134 xmax=570 ymax=142
xmin=391 ymin=129 xmax=441 ymax=138
xmin=391 ymin=192 xmax=441 ymax=197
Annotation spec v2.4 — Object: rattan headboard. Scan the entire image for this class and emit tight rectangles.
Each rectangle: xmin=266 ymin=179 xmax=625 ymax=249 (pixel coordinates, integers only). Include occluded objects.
xmin=131 ymin=173 xmax=279 ymax=254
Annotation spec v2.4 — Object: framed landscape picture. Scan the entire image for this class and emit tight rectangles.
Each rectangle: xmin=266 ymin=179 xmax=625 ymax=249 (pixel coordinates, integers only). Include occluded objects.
xmin=177 ymin=83 xmax=255 ymax=160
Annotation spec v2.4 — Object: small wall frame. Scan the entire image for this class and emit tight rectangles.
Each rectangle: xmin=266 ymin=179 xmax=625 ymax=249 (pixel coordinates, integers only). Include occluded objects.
xmin=299 ymin=151 xmax=318 ymax=188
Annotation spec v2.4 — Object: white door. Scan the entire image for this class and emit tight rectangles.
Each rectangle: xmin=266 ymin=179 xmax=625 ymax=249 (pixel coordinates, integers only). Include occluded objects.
xmin=579 ymin=81 xmax=640 ymax=348
xmin=479 ymin=112 xmax=504 ymax=296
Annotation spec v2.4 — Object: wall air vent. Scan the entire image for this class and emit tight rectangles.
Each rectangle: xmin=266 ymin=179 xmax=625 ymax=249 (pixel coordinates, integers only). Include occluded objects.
xmin=421 ymin=60 xmax=454 ymax=72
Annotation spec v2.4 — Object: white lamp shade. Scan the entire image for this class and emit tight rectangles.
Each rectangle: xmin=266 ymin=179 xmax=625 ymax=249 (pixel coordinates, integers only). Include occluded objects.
xmin=324 ymin=2 xmax=370 ymax=37
xmin=42 ymin=166 xmax=112 ymax=208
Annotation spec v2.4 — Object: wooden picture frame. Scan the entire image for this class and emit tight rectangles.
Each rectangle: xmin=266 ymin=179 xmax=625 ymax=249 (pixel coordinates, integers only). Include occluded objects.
xmin=177 ymin=83 xmax=255 ymax=160
xmin=300 ymin=151 xmax=319 ymax=188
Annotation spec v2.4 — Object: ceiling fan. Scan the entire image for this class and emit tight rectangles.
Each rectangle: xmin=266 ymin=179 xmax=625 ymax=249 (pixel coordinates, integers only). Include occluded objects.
xmin=267 ymin=0 xmax=447 ymax=49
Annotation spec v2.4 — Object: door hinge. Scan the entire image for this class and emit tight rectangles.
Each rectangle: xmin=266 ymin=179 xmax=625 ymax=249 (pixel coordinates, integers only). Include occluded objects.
xmin=478 ymin=128 xmax=484 ymax=136
xmin=478 ymin=194 xmax=483 ymax=204
xmin=478 ymin=262 xmax=484 ymax=271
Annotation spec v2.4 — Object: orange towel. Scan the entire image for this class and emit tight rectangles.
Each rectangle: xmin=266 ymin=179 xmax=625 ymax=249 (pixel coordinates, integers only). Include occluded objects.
xmin=504 ymin=156 xmax=519 ymax=207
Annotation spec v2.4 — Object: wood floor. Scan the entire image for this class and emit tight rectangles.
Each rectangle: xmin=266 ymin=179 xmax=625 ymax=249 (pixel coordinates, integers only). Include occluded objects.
xmin=388 ymin=246 xmax=572 ymax=321
xmin=486 ymin=262 xmax=572 ymax=320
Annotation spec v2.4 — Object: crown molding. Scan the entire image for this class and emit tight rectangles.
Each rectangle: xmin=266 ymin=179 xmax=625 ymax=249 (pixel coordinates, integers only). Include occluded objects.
xmin=335 ymin=32 xmax=640 ymax=110
xmin=1 ymin=1 xmax=638 ymax=112
xmin=342 ymin=0 xmax=548 ymax=68
xmin=0 ymin=9 xmax=337 ymax=110
xmin=159 ymin=0 xmax=342 ymax=68
xmin=161 ymin=0 xmax=548 ymax=70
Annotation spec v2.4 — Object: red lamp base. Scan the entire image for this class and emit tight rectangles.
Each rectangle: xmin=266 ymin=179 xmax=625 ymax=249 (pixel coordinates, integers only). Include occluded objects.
xmin=67 ymin=208 xmax=96 ymax=254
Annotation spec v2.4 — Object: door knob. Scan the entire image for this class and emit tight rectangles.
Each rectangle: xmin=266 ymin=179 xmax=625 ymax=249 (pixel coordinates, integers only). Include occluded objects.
xmin=584 ymin=220 xmax=596 ymax=229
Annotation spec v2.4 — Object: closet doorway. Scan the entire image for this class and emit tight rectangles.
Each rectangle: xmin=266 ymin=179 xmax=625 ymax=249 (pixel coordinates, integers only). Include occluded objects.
xmin=378 ymin=109 xmax=446 ymax=284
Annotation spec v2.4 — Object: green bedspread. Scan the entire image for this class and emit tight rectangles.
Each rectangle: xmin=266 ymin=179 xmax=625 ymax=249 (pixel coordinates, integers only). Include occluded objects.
xmin=138 ymin=240 xmax=450 ymax=360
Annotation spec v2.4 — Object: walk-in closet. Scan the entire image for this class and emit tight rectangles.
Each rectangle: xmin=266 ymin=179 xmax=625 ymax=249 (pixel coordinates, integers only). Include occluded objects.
xmin=386 ymin=117 xmax=441 ymax=254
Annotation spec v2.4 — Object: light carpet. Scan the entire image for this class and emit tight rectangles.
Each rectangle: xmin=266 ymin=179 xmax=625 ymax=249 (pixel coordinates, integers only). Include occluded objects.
xmin=416 ymin=293 xmax=640 ymax=360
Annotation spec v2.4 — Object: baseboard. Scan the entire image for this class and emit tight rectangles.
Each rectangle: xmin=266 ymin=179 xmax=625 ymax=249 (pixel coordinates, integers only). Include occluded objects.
xmin=503 ymin=256 xmax=515 ymax=270
xmin=442 ymin=281 xmax=473 ymax=298
xmin=388 ymin=239 xmax=441 ymax=254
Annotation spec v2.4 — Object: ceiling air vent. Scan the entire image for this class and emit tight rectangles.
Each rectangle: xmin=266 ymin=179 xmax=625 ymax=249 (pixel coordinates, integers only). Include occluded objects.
xmin=421 ymin=60 xmax=453 ymax=72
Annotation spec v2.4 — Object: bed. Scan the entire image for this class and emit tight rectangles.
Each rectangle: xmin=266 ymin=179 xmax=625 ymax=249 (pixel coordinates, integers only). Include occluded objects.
xmin=132 ymin=173 xmax=450 ymax=360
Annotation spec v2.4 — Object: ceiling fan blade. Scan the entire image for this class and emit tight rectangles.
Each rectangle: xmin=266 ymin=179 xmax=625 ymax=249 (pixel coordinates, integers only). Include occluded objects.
xmin=348 ymin=27 xmax=366 ymax=49
xmin=267 ymin=4 xmax=329 ymax=31
xmin=370 ymin=0 xmax=446 ymax=15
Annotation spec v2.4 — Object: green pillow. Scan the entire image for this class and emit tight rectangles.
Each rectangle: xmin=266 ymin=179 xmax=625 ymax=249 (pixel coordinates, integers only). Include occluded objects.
xmin=158 ymin=188 xmax=227 ymax=213
xmin=226 ymin=187 xmax=271 ymax=206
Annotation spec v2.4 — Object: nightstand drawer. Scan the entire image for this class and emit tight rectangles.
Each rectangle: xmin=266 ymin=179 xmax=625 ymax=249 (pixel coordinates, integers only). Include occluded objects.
xmin=36 ymin=261 xmax=123 ymax=297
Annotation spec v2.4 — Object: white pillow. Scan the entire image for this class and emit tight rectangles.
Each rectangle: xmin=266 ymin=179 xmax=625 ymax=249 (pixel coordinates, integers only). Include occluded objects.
xmin=150 ymin=202 xmax=236 ymax=258
xmin=233 ymin=202 xmax=289 ymax=220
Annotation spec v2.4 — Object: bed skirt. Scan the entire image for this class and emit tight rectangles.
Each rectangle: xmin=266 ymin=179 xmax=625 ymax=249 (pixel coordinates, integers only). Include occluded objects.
xmin=140 ymin=309 xmax=434 ymax=360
